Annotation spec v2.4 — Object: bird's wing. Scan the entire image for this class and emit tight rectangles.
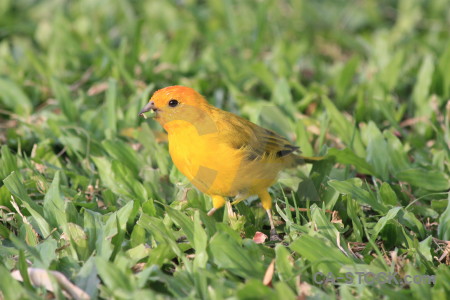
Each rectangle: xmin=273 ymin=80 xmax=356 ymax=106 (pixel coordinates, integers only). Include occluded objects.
xmin=213 ymin=109 xmax=300 ymax=161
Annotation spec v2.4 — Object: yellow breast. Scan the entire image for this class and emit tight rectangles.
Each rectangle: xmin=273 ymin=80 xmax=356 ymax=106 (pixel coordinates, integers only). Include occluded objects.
xmin=167 ymin=121 xmax=243 ymax=196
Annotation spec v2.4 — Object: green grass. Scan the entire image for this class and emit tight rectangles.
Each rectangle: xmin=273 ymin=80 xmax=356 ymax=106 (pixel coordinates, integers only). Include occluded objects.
xmin=1 ymin=0 xmax=450 ymax=299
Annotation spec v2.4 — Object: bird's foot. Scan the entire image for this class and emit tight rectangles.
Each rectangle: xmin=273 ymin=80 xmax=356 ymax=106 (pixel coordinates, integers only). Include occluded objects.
xmin=207 ymin=208 xmax=217 ymax=216
xmin=269 ymin=228 xmax=282 ymax=242
xmin=226 ymin=201 xmax=236 ymax=218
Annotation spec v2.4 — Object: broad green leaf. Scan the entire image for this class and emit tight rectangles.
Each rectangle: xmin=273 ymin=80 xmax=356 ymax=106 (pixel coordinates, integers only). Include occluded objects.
xmin=43 ymin=171 xmax=67 ymax=230
xmin=208 ymin=231 xmax=265 ymax=279
xmin=271 ymin=78 xmax=293 ymax=107
xmin=9 ymin=234 xmax=42 ymax=263
xmin=297 ymin=178 xmax=320 ymax=203
xmin=0 ymin=265 xmax=27 ymax=299
xmin=35 ymin=238 xmax=57 ymax=269
xmin=84 ymin=209 xmax=113 ymax=260
xmin=92 ymin=156 xmax=116 ymax=191
xmin=0 ymin=223 xmax=9 ymax=238
xmin=334 ymin=55 xmax=359 ymax=106
xmin=0 ymin=78 xmax=32 ymax=115
xmin=379 ymin=182 xmax=399 ymax=206
xmin=50 ymin=78 xmax=77 ymax=121
xmin=259 ymin=104 xmax=294 ymax=137
xmin=165 ymin=205 xmax=194 ymax=243
xmin=194 ymin=211 xmax=208 ymax=272
xmin=345 ymin=195 xmax=363 ymax=242
xmin=378 ymin=50 xmax=404 ymax=92
xmin=417 ymin=236 xmax=433 ymax=262
xmin=18 ymin=250 xmax=32 ymax=289
xmin=138 ymin=213 xmax=183 ymax=258
xmin=372 ymin=207 xmax=401 ymax=239
xmin=406 ymin=264 xmax=433 ymax=299
xmin=438 ymin=43 xmax=450 ymax=98
xmin=130 ymin=224 xmax=146 ymax=248
xmin=0 ymin=185 xmax=12 ymax=208
xmin=102 ymin=139 xmax=140 ymax=175
xmin=93 ymin=156 xmax=147 ymax=202
xmin=3 ymin=171 xmax=41 ymax=212
xmin=398 ymin=209 xmax=426 ymax=238
xmin=311 ymin=204 xmax=341 ymax=247
xmin=126 ymin=244 xmax=150 ymax=263
xmin=237 ymin=279 xmax=278 ymax=300
xmin=0 ymin=146 xmax=18 ymax=180
xmin=433 ymin=264 xmax=450 ymax=293
xmin=193 ymin=211 xmax=207 ymax=252
xmin=137 ymin=123 xmax=171 ymax=175
xmin=105 ymin=78 xmax=118 ymax=138
xmin=96 ymin=257 xmax=135 ymax=292
xmin=396 ymin=168 xmax=450 ymax=191
xmin=19 ymin=200 xmax=51 ymax=238
xmin=274 ymin=282 xmax=297 ymax=300
xmin=75 ymin=256 xmax=100 ymax=299
xmin=290 ymin=235 xmax=354 ymax=275
xmin=116 ymin=200 xmax=135 ymax=229
xmin=322 ymin=97 xmax=365 ymax=157
xmin=384 ymin=131 xmax=410 ymax=173
xmin=101 ymin=201 xmax=134 ymax=258
xmin=112 ymin=160 xmax=147 ymax=202
xmin=363 ymin=122 xmax=389 ymax=180
xmin=328 ymin=179 xmax=388 ymax=213
xmin=412 ymin=55 xmax=434 ymax=118
xmin=251 ymin=62 xmax=276 ymax=89
xmin=438 ymin=193 xmax=450 ymax=240
xmin=328 ymin=148 xmax=375 ymax=175
xmin=21 ymin=223 xmax=39 ymax=246
xmin=295 ymin=120 xmax=313 ymax=156
xmin=67 ymin=222 xmax=90 ymax=261
xmin=275 ymin=244 xmax=294 ymax=281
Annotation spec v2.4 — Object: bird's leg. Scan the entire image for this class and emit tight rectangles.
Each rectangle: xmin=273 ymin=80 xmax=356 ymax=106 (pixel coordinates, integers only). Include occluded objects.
xmin=207 ymin=195 xmax=226 ymax=216
xmin=265 ymin=209 xmax=281 ymax=241
xmin=259 ymin=190 xmax=282 ymax=241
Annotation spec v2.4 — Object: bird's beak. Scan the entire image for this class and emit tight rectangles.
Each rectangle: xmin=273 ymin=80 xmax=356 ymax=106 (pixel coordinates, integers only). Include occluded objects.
xmin=139 ymin=101 xmax=155 ymax=118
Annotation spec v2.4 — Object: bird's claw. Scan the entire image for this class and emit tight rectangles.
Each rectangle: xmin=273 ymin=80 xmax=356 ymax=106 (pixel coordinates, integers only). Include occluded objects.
xmin=269 ymin=228 xmax=282 ymax=242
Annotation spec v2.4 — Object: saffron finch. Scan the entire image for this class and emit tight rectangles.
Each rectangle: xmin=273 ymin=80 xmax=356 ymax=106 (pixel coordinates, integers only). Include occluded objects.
xmin=140 ymin=86 xmax=315 ymax=240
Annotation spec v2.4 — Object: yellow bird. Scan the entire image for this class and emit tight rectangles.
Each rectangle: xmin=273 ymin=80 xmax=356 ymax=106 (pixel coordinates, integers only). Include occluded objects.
xmin=140 ymin=86 xmax=312 ymax=240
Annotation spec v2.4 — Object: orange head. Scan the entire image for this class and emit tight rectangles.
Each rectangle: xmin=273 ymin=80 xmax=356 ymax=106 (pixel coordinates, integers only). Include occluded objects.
xmin=140 ymin=86 xmax=211 ymax=130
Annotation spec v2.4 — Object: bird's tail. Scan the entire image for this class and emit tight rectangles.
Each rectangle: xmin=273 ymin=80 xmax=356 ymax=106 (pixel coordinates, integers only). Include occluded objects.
xmin=294 ymin=154 xmax=328 ymax=164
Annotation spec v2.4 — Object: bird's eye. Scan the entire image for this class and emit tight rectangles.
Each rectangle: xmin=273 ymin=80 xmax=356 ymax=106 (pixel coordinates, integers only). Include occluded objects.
xmin=168 ymin=99 xmax=179 ymax=107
